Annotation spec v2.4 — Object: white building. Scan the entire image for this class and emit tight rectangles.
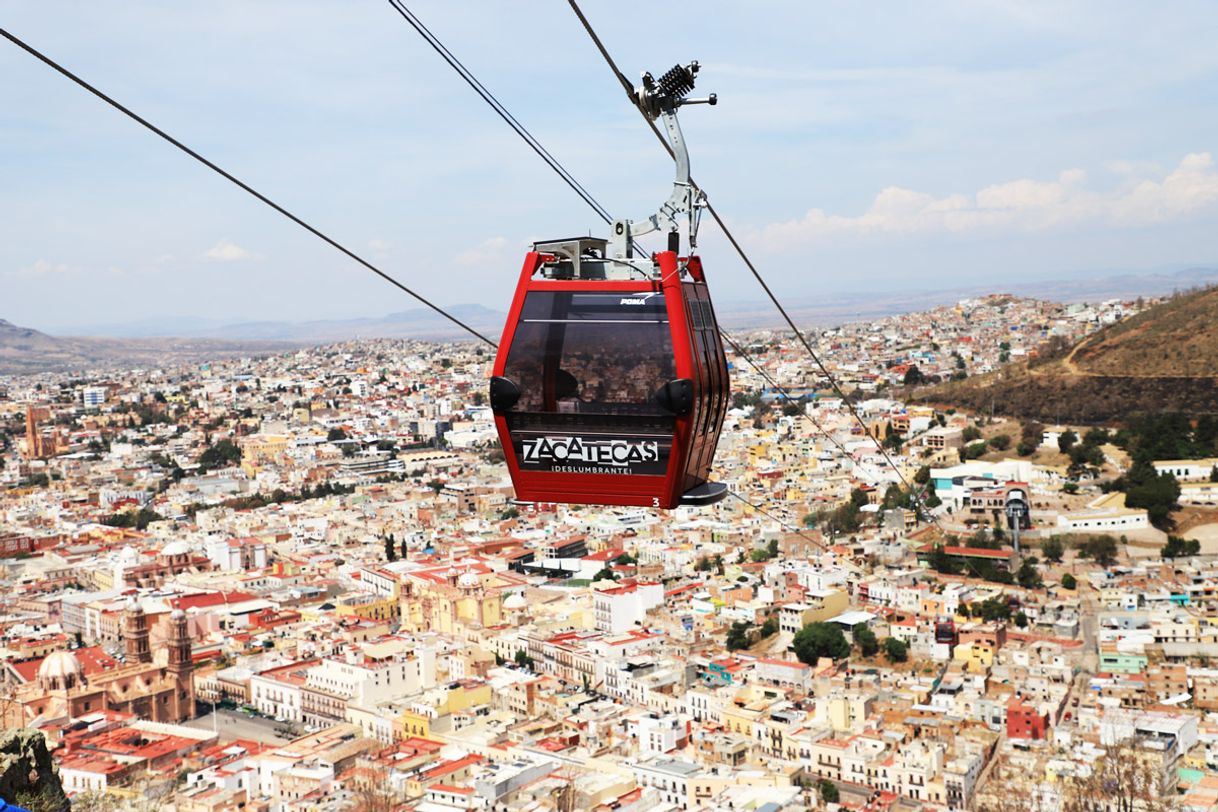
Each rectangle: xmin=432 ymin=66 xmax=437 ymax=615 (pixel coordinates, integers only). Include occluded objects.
xmin=593 ymin=581 xmax=664 ymax=634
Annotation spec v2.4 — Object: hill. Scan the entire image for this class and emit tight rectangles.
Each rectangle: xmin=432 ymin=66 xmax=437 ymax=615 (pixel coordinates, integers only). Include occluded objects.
xmin=916 ymin=287 xmax=1218 ymax=423
xmin=0 ymin=318 xmax=294 ymax=375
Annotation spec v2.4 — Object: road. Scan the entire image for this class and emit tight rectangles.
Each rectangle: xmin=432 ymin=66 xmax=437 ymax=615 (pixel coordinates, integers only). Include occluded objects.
xmin=185 ymin=708 xmax=295 ymax=744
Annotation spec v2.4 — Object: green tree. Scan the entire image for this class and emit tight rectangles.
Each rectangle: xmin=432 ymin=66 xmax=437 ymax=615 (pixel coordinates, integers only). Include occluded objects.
xmin=853 ymin=624 xmax=879 ymax=657
xmin=818 ymin=780 xmax=839 ymax=804
xmin=882 ymin=637 xmax=909 ymax=663
xmin=726 ymin=621 xmax=753 ymax=651
xmin=198 ymin=439 xmax=241 ymax=470
xmin=976 ymin=597 xmax=1012 ymax=621
xmin=614 ymin=552 xmax=637 ymax=566
xmin=592 ymin=567 xmax=617 ymax=582
xmin=384 ymin=534 xmax=397 ymax=562
xmin=1077 ymin=534 xmax=1119 ymax=567
xmin=914 ymin=465 xmax=931 ymax=485
xmin=1061 ymin=573 xmax=1077 ymax=590
xmin=1058 ymin=430 xmax=1078 ymax=454
xmin=759 ymin=617 xmax=779 ymax=638
xmin=1041 ymin=537 xmax=1064 ymax=563
xmin=1017 ymin=560 xmax=1043 ymax=590
xmin=1015 ymin=611 xmax=1029 ymax=628
xmin=988 ymin=434 xmax=1012 ymax=451
xmin=903 ymin=365 xmax=926 ymax=386
xmin=792 ymin=622 xmax=851 ymax=664
xmin=514 ymin=649 xmax=535 ymax=670
xmin=500 ymin=507 xmax=520 ymax=520
xmin=326 ymin=427 xmax=347 ymax=442
xmin=1163 ymin=535 xmax=1201 ymax=559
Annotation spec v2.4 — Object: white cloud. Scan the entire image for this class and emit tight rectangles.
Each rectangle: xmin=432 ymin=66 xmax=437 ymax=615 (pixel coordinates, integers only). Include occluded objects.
xmin=205 ymin=239 xmax=251 ymax=262
xmin=757 ymin=152 xmax=1218 ymax=249
xmin=455 ymin=236 xmax=515 ymax=268
xmin=5 ymin=259 xmax=76 ymax=277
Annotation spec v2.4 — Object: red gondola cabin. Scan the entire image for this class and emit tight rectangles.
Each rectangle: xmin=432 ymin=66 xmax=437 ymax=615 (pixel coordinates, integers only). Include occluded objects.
xmin=490 ymin=237 xmax=729 ymax=508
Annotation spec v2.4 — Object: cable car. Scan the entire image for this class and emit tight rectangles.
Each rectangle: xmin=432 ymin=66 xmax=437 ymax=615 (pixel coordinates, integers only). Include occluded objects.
xmin=489 ymin=63 xmax=729 ymax=508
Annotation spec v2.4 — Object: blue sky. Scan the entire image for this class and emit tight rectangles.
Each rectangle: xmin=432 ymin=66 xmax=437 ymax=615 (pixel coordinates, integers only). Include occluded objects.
xmin=3 ymin=1 xmax=1218 ymax=333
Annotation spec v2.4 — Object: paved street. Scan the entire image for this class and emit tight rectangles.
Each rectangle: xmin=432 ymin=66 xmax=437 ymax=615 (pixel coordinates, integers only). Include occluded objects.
xmin=185 ymin=708 xmax=295 ymax=744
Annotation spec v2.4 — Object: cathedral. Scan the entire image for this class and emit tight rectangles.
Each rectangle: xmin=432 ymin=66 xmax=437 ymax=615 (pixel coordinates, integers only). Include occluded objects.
xmin=5 ymin=600 xmax=195 ymax=727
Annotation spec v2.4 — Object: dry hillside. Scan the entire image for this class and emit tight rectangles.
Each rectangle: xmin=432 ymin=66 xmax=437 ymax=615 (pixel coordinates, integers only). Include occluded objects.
xmin=915 ymin=287 xmax=1218 ymax=423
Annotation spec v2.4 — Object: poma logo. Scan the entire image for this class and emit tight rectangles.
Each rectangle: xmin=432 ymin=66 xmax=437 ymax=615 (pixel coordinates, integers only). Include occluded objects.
xmin=619 ymin=298 xmax=646 ymax=306
xmin=520 ymin=436 xmax=660 ymax=467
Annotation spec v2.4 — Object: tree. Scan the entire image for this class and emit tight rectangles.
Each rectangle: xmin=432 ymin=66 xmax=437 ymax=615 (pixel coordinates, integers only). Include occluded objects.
xmin=976 ymin=597 xmax=1012 ymax=621
xmin=592 ymin=567 xmax=617 ymax=582
xmin=903 ymin=365 xmax=926 ymax=386
xmin=197 ymin=439 xmax=241 ymax=470
xmin=1058 ymin=430 xmax=1078 ymax=454
xmin=914 ymin=465 xmax=931 ymax=485
xmin=1162 ymin=535 xmax=1201 ymax=559
xmin=963 ymin=426 xmax=982 ymax=442
xmin=1077 ymin=535 xmax=1119 ymax=567
xmin=1041 ymin=537 xmax=1064 ymax=563
xmin=767 ymin=538 xmax=779 ymax=558
xmin=614 ymin=552 xmax=637 ymax=566
xmin=853 ymin=624 xmax=879 ymax=657
xmin=1015 ymin=611 xmax=1028 ymax=628
xmin=818 ymin=779 xmax=839 ymax=804
xmin=792 ymin=622 xmax=851 ymax=664
xmin=882 ymin=637 xmax=909 ymax=663
xmin=989 ymin=434 xmax=1012 ymax=451
xmin=1062 ymin=481 xmax=1079 ymax=494
xmin=1124 ymin=464 xmax=1180 ymax=530
xmin=383 ymin=534 xmax=397 ymax=562
xmin=514 ymin=649 xmax=535 ymax=670
xmin=759 ymin=617 xmax=778 ymax=638
xmin=726 ymin=621 xmax=753 ymax=651
xmin=1060 ymin=573 xmax=1077 ymax=590
xmin=327 ymin=427 xmax=347 ymax=442
xmin=399 ymin=537 xmax=408 ymax=560
xmin=1017 ymin=560 xmax=1043 ymax=590
xmin=427 ymin=478 xmax=446 ymax=494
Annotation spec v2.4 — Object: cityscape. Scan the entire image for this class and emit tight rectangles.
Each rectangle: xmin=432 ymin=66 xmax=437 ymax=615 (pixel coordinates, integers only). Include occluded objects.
xmin=5 ymin=2 xmax=1218 ymax=811
xmin=5 ymin=287 xmax=1218 ymax=811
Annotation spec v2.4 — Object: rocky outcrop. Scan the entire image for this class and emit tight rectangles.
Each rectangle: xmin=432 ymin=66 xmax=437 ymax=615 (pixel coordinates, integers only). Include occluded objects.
xmin=0 ymin=730 xmax=68 ymax=812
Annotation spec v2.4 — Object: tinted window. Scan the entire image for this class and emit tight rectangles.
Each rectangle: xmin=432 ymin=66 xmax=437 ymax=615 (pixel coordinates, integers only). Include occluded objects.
xmin=503 ymin=291 xmax=675 ymax=416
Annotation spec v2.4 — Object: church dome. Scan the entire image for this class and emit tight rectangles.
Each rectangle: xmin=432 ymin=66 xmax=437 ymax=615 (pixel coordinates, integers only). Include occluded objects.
xmin=38 ymin=650 xmax=84 ymax=690
xmin=503 ymin=592 xmax=527 ymax=610
xmin=161 ymin=540 xmax=191 ymax=558
xmin=458 ymin=570 xmax=481 ymax=589
xmin=170 ymin=608 xmax=186 ymax=620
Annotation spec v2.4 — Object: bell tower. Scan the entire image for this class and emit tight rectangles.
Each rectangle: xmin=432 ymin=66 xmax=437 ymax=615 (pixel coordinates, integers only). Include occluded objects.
xmin=166 ymin=609 xmax=194 ymax=720
xmin=124 ymin=598 xmax=151 ymax=664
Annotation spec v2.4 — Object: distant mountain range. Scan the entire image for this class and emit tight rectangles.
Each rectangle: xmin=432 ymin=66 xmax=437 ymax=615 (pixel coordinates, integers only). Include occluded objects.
xmin=47 ymin=264 xmax=1218 ymax=340
xmin=6 ymin=264 xmax=1218 ymax=375
xmin=0 ymin=319 xmax=293 ymax=376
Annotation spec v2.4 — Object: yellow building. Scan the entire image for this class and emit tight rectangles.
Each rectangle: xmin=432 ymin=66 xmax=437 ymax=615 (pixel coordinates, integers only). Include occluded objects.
xmin=400 ymin=565 xmax=506 ymax=635
xmin=334 ymin=593 xmax=400 ymax=623
xmin=238 ymin=434 xmax=289 ymax=474
xmin=952 ymin=641 xmax=995 ymax=672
